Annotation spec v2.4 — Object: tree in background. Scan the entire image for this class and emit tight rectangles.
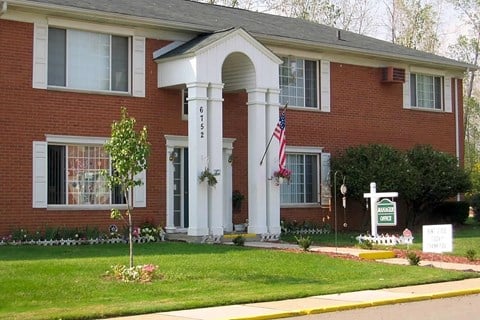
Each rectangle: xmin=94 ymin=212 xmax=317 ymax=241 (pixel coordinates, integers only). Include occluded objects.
xmin=103 ymin=107 xmax=150 ymax=268
xmin=333 ymin=144 xmax=470 ymax=227
xmin=202 ymin=0 xmax=257 ymax=9
xmin=448 ymin=0 xmax=480 ymax=171
xmin=331 ymin=144 xmax=417 ymax=226
xmin=405 ymin=145 xmax=471 ymax=225
xmin=387 ymin=0 xmax=440 ymax=53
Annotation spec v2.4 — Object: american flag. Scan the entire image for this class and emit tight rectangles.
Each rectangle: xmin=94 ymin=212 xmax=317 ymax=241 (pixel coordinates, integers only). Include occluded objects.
xmin=273 ymin=109 xmax=286 ymax=171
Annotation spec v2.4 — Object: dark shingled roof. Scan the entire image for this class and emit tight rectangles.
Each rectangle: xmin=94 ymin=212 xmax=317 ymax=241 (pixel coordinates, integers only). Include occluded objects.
xmin=16 ymin=0 xmax=472 ymax=69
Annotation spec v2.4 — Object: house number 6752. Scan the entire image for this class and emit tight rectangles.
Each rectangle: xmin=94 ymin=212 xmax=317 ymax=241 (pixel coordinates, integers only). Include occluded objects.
xmin=199 ymin=106 xmax=205 ymax=139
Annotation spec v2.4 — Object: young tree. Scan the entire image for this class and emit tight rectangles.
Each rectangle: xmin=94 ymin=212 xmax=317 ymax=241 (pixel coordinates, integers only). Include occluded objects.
xmin=103 ymin=107 xmax=150 ymax=268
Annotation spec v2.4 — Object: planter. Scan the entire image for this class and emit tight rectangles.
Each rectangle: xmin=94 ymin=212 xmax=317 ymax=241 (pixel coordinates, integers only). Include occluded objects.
xmin=234 ymin=224 xmax=246 ymax=232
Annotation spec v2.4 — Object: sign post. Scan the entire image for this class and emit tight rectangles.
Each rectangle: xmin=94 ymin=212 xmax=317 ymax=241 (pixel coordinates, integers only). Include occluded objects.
xmin=363 ymin=182 xmax=398 ymax=237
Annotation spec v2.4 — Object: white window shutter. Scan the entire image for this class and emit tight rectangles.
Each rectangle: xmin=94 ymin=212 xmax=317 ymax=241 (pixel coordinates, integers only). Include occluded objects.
xmin=320 ymin=152 xmax=331 ymax=206
xmin=320 ymin=60 xmax=331 ymax=112
xmin=132 ymin=36 xmax=146 ymax=97
xmin=33 ymin=22 xmax=48 ymax=89
xmin=32 ymin=141 xmax=48 ymax=208
xmin=403 ymin=71 xmax=411 ymax=109
xmin=133 ymin=170 xmax=146 ymax=207
xmin=444 ymin=77 xmax=452 ymax=113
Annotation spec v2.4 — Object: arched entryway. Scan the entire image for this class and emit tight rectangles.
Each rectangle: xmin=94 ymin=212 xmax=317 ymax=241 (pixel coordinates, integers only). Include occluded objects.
xmin=156 ymin=27 xmax=282 ymax=240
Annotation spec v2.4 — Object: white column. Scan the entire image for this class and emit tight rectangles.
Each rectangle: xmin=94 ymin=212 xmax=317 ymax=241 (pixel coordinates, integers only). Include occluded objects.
xmin=165 ymin=145 xmax=176 ymax=233
xmin=266 ymin=89 xmax=281 ymax=235
xmin=208 ymin=83 xmax=225 ymax=236
xmin=187 ymin=82 xmax=209 ymax=236
xmin=223 ymin=147 xmax=234 ymax=232
xmin=247 ymin=88 xmax=268 ymax=234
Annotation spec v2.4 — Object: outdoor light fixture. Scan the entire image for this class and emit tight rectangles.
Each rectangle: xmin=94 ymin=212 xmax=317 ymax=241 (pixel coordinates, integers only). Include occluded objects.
xmin=169 ymin=151 xmax=178 ymax=162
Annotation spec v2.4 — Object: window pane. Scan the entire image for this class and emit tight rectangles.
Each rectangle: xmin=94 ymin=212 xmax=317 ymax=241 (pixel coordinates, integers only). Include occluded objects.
xmin=280 ymin=154 xmax=318 ymax=204
xmin=279 ymin=57 xmax=317 ymax=108
xmin=111 ymin=36 xmax=129 ymax=92
xmin=48 ymin=28 xmax=66 ymax=86
xmin=67 ymin=145 xmax=110 ymax=205
xmin=305 ymin=60 xmax=317 ymax=108
xmin=410 ymin=74 xmax=417 ymax=106
xmin=47 ymin=145 xmax=66 ymax=204
xmin=67 ymin=29 xmax=110 ymax=90
xmin=434 ymin=76 xmax=442 ymax=110
xmin=305 ymin=155 xmax=317 ymax=202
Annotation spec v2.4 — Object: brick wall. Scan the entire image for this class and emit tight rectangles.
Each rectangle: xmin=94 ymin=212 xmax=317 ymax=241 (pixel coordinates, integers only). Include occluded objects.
xmin=0 ymin=19 xmax=463 ymax=235
xmin=0 ymin=19 xmax=180 ymax=235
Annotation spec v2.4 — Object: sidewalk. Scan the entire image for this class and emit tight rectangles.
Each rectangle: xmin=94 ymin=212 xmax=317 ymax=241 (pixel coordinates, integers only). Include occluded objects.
xmin=106 ymin=243 xmax=480 ymax=320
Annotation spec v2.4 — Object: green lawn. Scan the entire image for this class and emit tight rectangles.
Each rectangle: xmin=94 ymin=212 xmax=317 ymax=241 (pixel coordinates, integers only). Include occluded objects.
xmin=282 ymin=219 xmax=480 ymax=256
xmin=0 ymin=242 xmax=478 ymax=320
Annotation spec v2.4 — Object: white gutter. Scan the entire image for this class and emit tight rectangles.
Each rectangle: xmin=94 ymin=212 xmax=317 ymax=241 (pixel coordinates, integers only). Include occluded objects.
xmin=0 ymin=1 xmax=7 ymax=16
xmin=455 ymin=78 xmax=462 ymax=202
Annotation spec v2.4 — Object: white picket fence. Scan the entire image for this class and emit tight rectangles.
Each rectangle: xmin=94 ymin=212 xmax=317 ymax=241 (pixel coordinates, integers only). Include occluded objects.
xmin=356 ymin=234 xmax=414 ymax=246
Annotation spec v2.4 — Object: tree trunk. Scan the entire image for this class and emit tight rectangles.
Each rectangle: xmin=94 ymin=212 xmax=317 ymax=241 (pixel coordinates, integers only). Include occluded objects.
xmin=128 ymin=209 xmax=133 ymax=268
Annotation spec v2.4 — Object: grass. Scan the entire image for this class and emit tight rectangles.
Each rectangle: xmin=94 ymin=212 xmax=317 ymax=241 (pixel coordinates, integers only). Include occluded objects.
xmin=0 ymin=242 xmax=478 ymax=320
xmin=281 ymin=218 xmax=480 ymax=257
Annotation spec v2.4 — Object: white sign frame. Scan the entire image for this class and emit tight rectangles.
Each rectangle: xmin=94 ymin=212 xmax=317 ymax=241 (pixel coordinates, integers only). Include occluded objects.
xmin=422 ymin=224 xmax=453 ymax=253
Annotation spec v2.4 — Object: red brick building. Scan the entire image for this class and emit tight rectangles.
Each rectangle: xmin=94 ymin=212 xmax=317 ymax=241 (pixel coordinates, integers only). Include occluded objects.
xmin=0 ymin=0 xmax=468 ymax=240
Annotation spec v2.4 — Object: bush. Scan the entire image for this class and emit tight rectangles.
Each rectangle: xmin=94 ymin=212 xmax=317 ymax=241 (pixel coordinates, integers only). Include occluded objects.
xmin=232 ymin=235 xmax=245 ymax=246
xmin=466 ymin=249 xmax=477 ymax=261
xmin=406 ymin=251 xmax=421 ymax=266
xmin=432 ymin=201 xmax=470 ymax=225
xmin=295 ymin=235 xmax=313 ymax=251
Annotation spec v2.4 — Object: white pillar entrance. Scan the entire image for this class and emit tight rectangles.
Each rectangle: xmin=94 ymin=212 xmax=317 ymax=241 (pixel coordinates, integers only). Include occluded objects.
xmin=266 ymin=89 xmax=281 ymax=235
xmin=187 ymin=82 xmax=209 ymax=236
xmin=247 ymin=88 xmax=268 ymax=234
xmin=208 ymin=83 xmax=225 ymax=236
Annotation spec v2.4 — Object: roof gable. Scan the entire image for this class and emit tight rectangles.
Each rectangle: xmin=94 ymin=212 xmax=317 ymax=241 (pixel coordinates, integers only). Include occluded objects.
xmin=155 ymin=27 xmax=282 ymax=65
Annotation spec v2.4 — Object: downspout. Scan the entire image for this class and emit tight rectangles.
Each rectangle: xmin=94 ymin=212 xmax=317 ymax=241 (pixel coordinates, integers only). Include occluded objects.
xmin=0 ymin=1 xmax=7 ymax=16
xmin=455 ymin=78 xmax=461 ymax=202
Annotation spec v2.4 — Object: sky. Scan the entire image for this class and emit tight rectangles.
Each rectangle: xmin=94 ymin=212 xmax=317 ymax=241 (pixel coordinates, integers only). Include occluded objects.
xmin=216 ymin=0 xmax=469 ymax=58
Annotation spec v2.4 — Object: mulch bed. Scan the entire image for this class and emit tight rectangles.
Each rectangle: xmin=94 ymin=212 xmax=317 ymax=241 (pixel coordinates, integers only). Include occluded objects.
xmin=392 ymin=249 xmax=480 ymax=265
xmin=270 ymin=245 xmax=480 ymax=265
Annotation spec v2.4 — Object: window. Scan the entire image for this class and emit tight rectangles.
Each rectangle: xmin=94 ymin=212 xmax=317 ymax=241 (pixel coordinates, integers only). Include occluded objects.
xmin=410 ymin=73 xmax=443 ymax=110
xmin=48 ymin=28 xmax=129 ymax=92
xmin=280 ymin=57 xmax=318 ymax=108
xmin=182 ymin=89 xmax=188 ymax=119
xmin=47 ymin=144 xmax=125 ymax=206
xmin=280 ymin=153 xmax=319 ymax=204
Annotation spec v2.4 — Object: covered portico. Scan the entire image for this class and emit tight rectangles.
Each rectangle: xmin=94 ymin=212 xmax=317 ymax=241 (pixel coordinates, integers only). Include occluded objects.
xmin=155 ymin=28 xmax=283 ymax=239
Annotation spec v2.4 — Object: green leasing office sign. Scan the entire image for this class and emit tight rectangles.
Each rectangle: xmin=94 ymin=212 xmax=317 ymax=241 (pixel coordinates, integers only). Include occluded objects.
xmin=376 ymin=198 xmax=397 ymax=226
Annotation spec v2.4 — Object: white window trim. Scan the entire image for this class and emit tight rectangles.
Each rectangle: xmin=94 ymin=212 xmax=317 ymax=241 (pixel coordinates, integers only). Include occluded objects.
xmin=280 ymin=146 xmax=325 ymax=208
xmin=33 ymin=22 xmax=145 ymax=97
xmin=33 ymin=135 xmax=146 ymax=209
xmin=403 ymin=67 xmax=452 ymax=113
xmin=279 ymin=58 xmax=330 ymax=112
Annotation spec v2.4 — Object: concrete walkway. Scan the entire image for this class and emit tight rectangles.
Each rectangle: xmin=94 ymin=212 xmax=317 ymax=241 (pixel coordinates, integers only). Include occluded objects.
xmin=106 ymin=243 xmax=480 ymax=320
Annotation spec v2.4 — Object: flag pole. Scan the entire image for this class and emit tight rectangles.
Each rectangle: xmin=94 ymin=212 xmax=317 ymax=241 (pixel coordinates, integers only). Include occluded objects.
xmin=259 ymin=103 xmax=288 ymax=165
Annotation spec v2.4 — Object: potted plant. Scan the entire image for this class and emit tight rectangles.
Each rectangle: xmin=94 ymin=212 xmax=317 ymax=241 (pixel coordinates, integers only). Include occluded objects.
xmin=273 ymin=168 xmax=292 ymax=185
xmin=199 ymin=168 xmax=217 ymax=186
xmin=232 ymin=190 xmax=245 ymax=211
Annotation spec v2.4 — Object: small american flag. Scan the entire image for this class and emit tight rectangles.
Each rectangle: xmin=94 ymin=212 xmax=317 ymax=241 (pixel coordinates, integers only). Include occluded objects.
xmin=274 ymin=109 xmax=286 ymax=171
